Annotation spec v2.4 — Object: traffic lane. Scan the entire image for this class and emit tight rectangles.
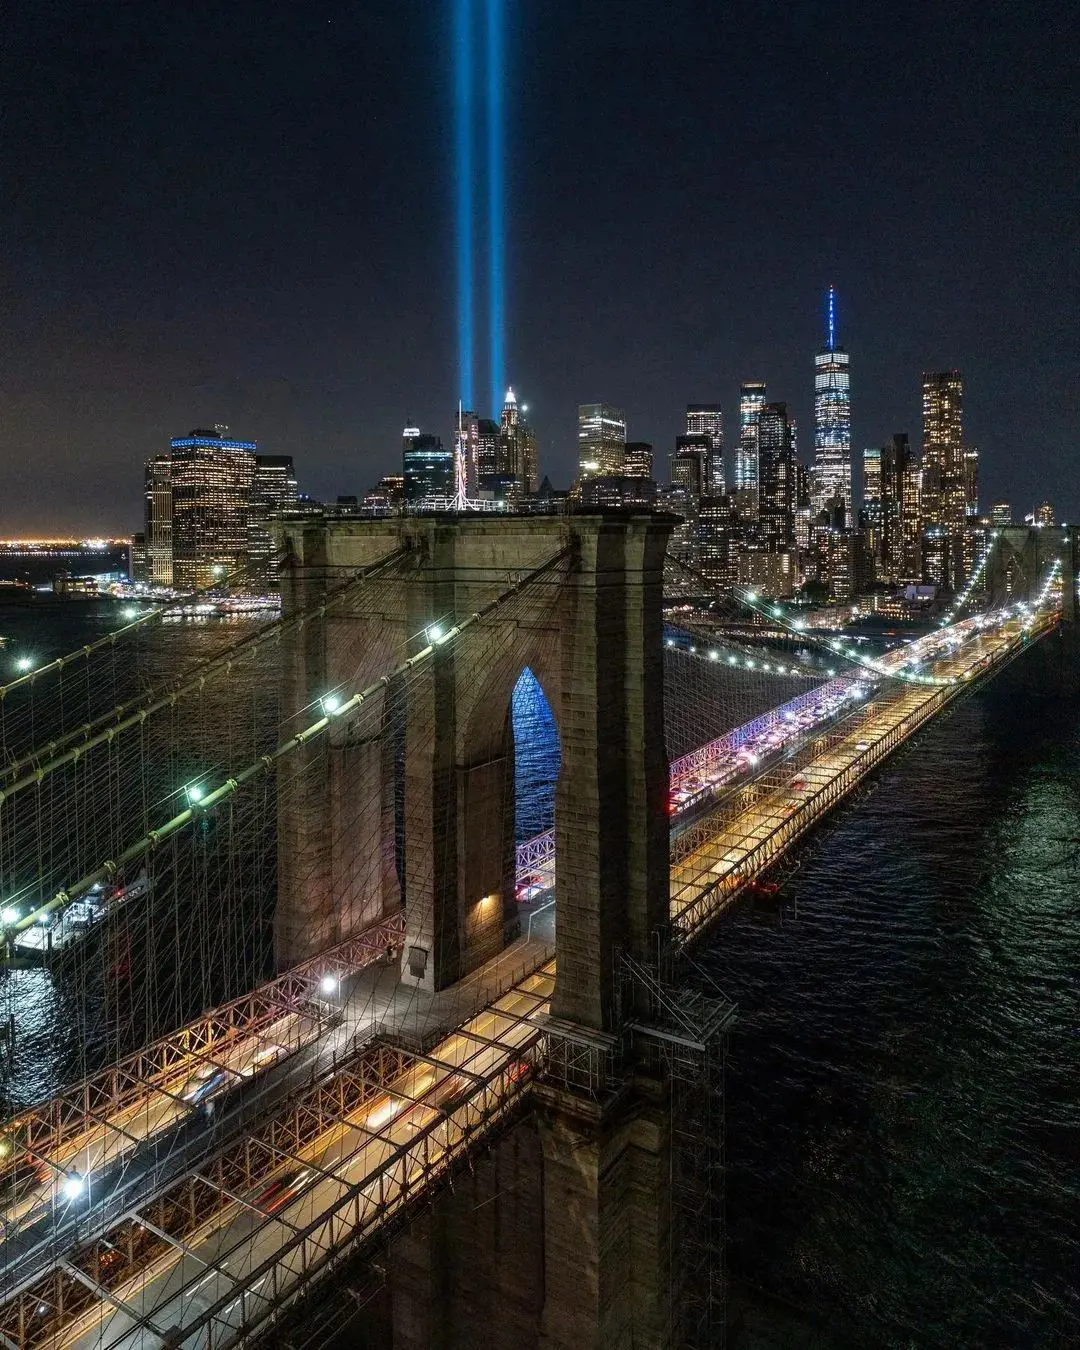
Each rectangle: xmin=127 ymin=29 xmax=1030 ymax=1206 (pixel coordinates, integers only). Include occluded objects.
xmin=1 ymin=970 xmax=401 ymax=1285
xmin=0 ymin=1009 xmax=324 ymax=1250
xmin=668 ymin=638 xmax=1010 ymax=918
xmin=62 ymin=971 xmax=553 ymax=1346
xmin=113 ymin=1027 xmax=543 ymax=1348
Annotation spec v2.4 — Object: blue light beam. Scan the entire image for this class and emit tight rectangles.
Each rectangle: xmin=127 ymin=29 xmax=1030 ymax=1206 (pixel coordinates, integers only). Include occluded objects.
xmin=454 ymin=0 xmax=475 ymax=409
xmin=486 ymin=0 xmax=505 ymax=417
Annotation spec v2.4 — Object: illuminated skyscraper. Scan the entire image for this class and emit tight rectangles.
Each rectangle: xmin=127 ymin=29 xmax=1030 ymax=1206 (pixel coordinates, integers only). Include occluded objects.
xmin=697 ymin=495 xmax=739 ymax=593
xmin=249 ymin=455 xmax=299 ymax=590
xmin=686 ymin=404 xmax=724 ymax=494
xmin=757 ymin=403 xmax=797 ymax=551
xmin=578 ymin=404 xmax=626 ymax=479
xmin=403 ymin=432 xmax=454 ymax=503
xmin=922 ymin=370 xmax=966 ymax=586
xmin=901 ymin=459 xmax=923 ymax=580
xmin=921 ymin=371 xmax=963 ymax=527
xmin=862 ymin=446 xmax=883 ymax=563
xmin=624 ymin=441 xmax=654 ymax=480
xmin=144 ymin=454 xmax=173 ymax=587
xmin=734 ymin=382 xmax=766 ymax=518
xmin=169 ymin=428 xmax=257 ymax=591
xmin=863 ymin=445 xmax=882 ymax=503
xmin=812 ymin=287 xmax=851 ymax=525
xmin=880 ymin=433 xmax=914 ymax=583
xmin=671 ymin=435 xmax=709 ymax=503
xmin=519 ymin=413 xmax=539 ymax=494
xmin=476 ymin=417 xmax=502 ymax=478
xmin=497 ymin=387 xmax=539 ymax=492
xmin=990 ymin=502 xmax=1012 ymax=528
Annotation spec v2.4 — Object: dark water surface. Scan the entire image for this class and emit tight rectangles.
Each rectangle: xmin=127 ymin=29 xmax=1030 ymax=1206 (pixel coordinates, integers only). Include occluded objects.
xmin=704 ymin=640 xmax=1080 ymax=1348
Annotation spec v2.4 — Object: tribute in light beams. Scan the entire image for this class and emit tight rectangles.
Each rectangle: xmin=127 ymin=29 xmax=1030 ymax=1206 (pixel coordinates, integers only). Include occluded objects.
xmin=486 ymin=0 xmax=505 ymax=418
xmin=453 ymin=0 xmax=475 ymax=409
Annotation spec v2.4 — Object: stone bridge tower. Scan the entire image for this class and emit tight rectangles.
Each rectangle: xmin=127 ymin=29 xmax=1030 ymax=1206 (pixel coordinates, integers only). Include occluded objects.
xmin=275 ymin=512 xmax=672 ymax=1030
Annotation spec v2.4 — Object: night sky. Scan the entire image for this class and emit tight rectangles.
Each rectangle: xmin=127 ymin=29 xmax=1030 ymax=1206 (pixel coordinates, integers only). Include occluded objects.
xmin=1 ymin=0 xmax=1074 ymax=533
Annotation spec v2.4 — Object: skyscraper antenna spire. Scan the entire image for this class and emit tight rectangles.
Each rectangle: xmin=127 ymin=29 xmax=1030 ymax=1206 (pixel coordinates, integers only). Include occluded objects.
xmin=826 ymin=285 xmax=837 ymax=351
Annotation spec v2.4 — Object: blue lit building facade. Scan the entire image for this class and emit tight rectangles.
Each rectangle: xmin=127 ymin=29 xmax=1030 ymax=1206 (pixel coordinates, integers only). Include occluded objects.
xmin=812 ymin=287 xmax=851 ymax=526
xmin=403 ymin=431 xmax=454 ymax=504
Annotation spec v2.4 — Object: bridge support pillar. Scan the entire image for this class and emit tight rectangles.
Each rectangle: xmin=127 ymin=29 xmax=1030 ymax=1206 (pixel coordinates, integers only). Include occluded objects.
xmin=552 ymin=521 xmax=670 ymax=1030
xmin=536 ymin=1083 xmax=672 ymax=1350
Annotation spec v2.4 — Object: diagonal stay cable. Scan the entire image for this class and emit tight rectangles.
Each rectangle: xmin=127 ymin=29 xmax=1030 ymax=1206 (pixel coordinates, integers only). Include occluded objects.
xmin=0 ymin=547 xmax=411 ymax=798
xmin=10 ymin=546 xmax=571 ymax=935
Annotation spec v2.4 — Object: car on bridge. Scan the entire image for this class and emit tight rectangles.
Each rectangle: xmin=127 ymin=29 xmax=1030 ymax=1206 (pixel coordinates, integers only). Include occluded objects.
xmin=181 ymin=1065 xmax=237 ymax=1105
xmin=251 ymin=1167 xmax=315 ymax=1215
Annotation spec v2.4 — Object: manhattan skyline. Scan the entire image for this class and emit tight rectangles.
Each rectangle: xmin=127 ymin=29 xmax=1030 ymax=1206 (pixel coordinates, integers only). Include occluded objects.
xmin=1 ymin=0 xmax=1074 ymax=531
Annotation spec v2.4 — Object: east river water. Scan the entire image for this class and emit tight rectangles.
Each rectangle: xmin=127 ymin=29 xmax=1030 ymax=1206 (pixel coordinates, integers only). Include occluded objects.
xmin=2 ymin=601 xmax=1078 ymax=1347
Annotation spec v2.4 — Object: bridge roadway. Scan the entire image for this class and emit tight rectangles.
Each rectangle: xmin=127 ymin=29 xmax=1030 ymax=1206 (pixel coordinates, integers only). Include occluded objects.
xmin=0 ymin=606 xmax=1055 ymax=1347
xmin=669 ymin=610 xmax=1042 ymax=936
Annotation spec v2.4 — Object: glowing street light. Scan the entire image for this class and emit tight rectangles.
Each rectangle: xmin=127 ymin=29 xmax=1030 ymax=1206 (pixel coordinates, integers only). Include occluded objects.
xmin=321 ymin=693 xmax=343 ymax=716
xmin=319 ymin=974 xmax=339 ymax=997
xmin=15 ymin=656 xmax=33 ymax=673
xmin=122 ymin=606 xmax=139 ymax=620
xmin=0 ymin=907 xmax=18 ymax=925
xmin=185 ymin=783 xmax=206 ymax=806
xmin=427 ymin=624 xmax=445 ymax=645
xmin=61 ymin=1173 xmax=84 ymax=1201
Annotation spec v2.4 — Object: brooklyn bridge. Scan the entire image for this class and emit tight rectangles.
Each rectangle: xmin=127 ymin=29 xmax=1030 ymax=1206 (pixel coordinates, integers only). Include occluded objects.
xmin=0 ymin=514 xmax=1072 ymax=1349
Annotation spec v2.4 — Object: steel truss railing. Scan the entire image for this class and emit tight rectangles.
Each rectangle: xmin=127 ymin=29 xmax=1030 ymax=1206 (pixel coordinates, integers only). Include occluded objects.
xmin=0 ymin=963 xmax=555 ymax=1349
xmin=0 ymin=913 xmax=406 ymax=1240
xmin=514 ymin=829 xmax=554 ymax=875
xmin=671 ymin=617 xmax=1055 ymax=939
